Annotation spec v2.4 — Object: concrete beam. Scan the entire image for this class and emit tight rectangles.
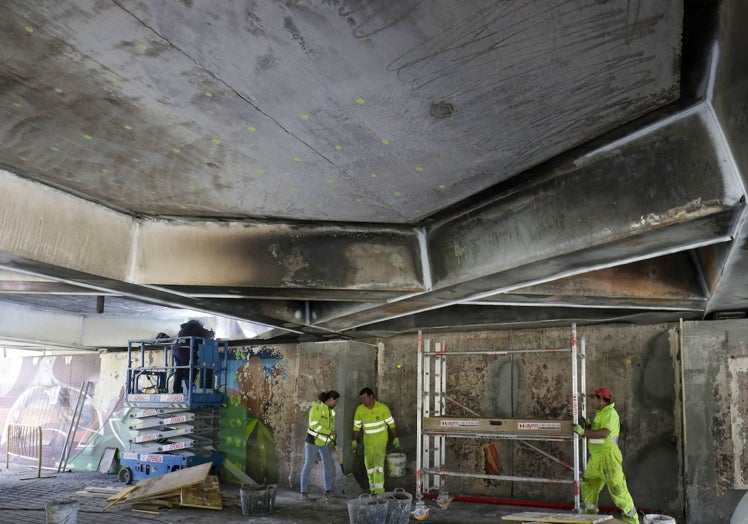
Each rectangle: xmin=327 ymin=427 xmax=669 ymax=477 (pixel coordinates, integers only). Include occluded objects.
xmin=0 ymin=301 xmax=172 ymax=349
xmin=133 ymin=219 xmax=422 ymax=291
xmin=701 ymin=0 xmax=748 ymax=315
xmin=313 ymin=107 xmax=744 ymax=330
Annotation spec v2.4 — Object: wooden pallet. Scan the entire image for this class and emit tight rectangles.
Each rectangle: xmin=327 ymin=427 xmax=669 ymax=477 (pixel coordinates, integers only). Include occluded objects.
xmin=502 ymin=512 xmax=613 ymax=523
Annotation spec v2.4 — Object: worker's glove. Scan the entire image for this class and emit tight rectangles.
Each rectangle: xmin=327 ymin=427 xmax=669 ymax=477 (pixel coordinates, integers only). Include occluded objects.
xmin=581 ymin=417 xmax=591 ymax=428
xmin=351 ymin=441 xmax=358 ymax=453
xmin=392 ymin=437 xmax=401 ymax=449
xmin=572 ymin=424 xmax=585 ymax=436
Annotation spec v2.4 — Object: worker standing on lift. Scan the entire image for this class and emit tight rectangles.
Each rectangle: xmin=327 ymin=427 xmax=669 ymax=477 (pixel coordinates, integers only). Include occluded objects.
xmin=172 ymin=319 xmax=214 ymax=394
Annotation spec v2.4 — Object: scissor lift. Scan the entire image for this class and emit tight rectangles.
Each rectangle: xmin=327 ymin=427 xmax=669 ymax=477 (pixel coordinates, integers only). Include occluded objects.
xmin=118 ymin=336 xmax=227 ymax=484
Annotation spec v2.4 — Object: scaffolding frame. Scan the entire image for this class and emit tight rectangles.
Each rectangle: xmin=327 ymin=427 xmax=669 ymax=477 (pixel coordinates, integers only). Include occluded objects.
xmin=416 ymin=324 xmax=587 ymax=512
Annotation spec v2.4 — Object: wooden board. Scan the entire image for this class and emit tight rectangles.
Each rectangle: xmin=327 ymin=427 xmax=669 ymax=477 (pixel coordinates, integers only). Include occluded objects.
xmin=180 ymin=475 xmax=222 ymax=510
xmin=502 ymin=512 xmax=613 ymax=523
xmin=131 ymin=499 xmax=177 ymax=514
xmin=107 ymin=462 xmax=212 ymax=507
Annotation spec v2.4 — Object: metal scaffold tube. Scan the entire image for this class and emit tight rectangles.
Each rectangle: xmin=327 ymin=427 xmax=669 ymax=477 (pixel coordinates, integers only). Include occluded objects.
xmin=416 ymin=330 xmax=424 ymax=502
xmin=571 ymin=323 xmax=580 ymax=512
xmin=416 ymin=324 xmax=585 ymax=513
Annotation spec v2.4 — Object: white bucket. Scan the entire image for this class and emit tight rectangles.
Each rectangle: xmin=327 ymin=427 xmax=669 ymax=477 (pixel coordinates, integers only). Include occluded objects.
xmin=386 ymin=453 xmax=406 ymax=477
xmin=644 ymin=515 xmax=676 ymax=524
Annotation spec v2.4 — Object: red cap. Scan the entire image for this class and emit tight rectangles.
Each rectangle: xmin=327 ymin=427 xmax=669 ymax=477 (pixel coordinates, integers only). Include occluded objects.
xmin=589 ymin=387 xmax=612 ymax=400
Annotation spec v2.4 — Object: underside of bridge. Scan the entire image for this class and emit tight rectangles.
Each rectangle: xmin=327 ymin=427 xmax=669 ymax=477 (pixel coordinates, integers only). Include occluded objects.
xmin=0 ymin=0 xmax=747 ymax=350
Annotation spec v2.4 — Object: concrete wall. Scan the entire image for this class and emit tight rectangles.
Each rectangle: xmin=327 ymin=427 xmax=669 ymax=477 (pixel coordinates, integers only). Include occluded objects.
xmin=680 ymin=320 xmax=748 ymax=523
xmin=371 ymin=321 xmax=748 ymax=523
xmin=7 ymin=321 xmax=744 ymax=523
xmin=375 ymin=325 xmax=683 ymax=516
xmin=289 ymin=340 xmax=377 ymax=488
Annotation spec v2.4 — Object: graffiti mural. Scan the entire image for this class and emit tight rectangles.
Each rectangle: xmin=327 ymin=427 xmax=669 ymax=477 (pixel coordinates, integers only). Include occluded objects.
xmin=0 ymin=354 xmax=103 ymax=471
xmin=0 ymin=345 xmax=292 ymax=484
xmin=220 ymin=345 xmax=287 ymax=484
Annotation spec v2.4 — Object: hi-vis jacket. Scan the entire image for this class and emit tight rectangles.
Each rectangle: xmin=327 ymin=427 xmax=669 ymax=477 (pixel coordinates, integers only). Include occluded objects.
xmin=353 ymin=401 xmax=396 ymax=443
xmin=307 ymin=400 xmax=336 ymax=446
xmin=588 ymin=402 xmax=620 ymax=454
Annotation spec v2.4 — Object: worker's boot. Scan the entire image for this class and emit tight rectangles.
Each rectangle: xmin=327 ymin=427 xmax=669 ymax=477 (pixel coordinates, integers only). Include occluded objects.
xmin=621 ymin=508 xmax=640 ymax=524
xmin=584 ymin=504 xmax=599 ymax=514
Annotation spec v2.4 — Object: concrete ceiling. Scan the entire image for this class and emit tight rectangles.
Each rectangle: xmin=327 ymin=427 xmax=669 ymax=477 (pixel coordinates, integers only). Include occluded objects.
xmin=1 ymin=0 xmax=747 ymax=350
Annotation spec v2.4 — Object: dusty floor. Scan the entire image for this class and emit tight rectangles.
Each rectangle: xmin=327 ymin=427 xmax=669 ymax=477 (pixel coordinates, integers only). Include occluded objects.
xmin=0 ymin=466 xmax=638 ymax=523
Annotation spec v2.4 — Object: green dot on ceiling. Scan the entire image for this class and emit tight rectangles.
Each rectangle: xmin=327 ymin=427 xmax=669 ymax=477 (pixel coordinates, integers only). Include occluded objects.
xmin=24 ymin=26 xmax=34 ymax=33
xmin=83 ymin=134 xmax=93 ymax=140
xmin=257 ymin=168 xmax=266 ymax=174
xmin=438 ymin=184 xmax=446 ymax=190
xmin=248 ymin=126 xmax=256 ymax=132
xmin=54 ymin=87 xmax=64 ymax=94
xmin=137 ymin=43 xmax=149 ymax=50
xmin=355 ymin=198 xmax=363 ymax=202
xmin=293 ymin=156 xmax=302 ymax=162
xmin=108 ymin=76 xmax=118 ymax=83
xmin=49 ymin=146 xmax=59 ymax=152
xmin=356 ymin=98 xmax=366 ymax=105
xmin=370 ymin=173 xmax=377 ymax=178
xmin=212 ymin=138 xmax=221 ymax=145
xmin=172 ymin=148 xmax=181 ymax=153
xmin=416 ymin=166 xmax=424 ymax=172
xmin=300 ymin=114 xmax=310 ymax=120
xmin=290 ymin=187 xmax=298 ymax=193
xmin=326 ymin=179 xmax=333 ymax=184
xmin=394 ymin=191 xmax=402 ymax=196
xmin=124 ymin=125 xmax=133 ymax=130
xmin=204 ymin=91 xmax=213 ymax=98
xmin=13 ymin=102 xmax=23 ymax=108
xmin=381 ymin=139 xmax=390 ymax=145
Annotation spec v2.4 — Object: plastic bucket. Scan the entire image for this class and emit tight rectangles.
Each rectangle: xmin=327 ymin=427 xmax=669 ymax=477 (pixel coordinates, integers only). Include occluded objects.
xmin=644 ymin=515 xmax=676 ymax=524
xmin=45 ymin=500 xmax=79 ymax=524
xmin=347 ymin=493 xmax=389 ymax=524
xmin=386 ymin=452 xmax=407 ymax=477
xmin=240 ymin=484 xmax=277 ymax=516
xmin=379 ymin=488 xmax=413 ymax=524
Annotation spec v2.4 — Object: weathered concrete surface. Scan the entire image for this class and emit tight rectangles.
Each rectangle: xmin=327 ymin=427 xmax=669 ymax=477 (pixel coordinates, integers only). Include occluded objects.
xmin=23 ymin=319 xmax=748 ymax=523
xmin=680 ymin=319 xmax=748 ymax=523
xmin=277 ymin=339 xmax=377 ymax=490
xmin=376 ymin=325 xmax=683 ymax=517
xmin=3 ymin=1 xmax=748 ymax=348
xmin=0 ymin=467 xmax=636 ymax=523
xmin=0 ymin=0 xmax=682 ymax=223
xmin=703 ymin=0 xmax=748 ymax=316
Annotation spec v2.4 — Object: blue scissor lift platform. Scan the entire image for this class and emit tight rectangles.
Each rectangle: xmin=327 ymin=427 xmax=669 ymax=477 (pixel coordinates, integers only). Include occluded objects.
xmin=119 ymin=336 xmax=227 ymax=484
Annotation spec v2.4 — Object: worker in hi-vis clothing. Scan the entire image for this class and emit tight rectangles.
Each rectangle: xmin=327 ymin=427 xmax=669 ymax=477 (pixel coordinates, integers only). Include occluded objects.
xmin=351 ymin=387 xmax=399 ymax=494
xmin=299 ymin=390 xmax=340 ymax=501
xmin=573 ymin=387 xmax=639 ymax=524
